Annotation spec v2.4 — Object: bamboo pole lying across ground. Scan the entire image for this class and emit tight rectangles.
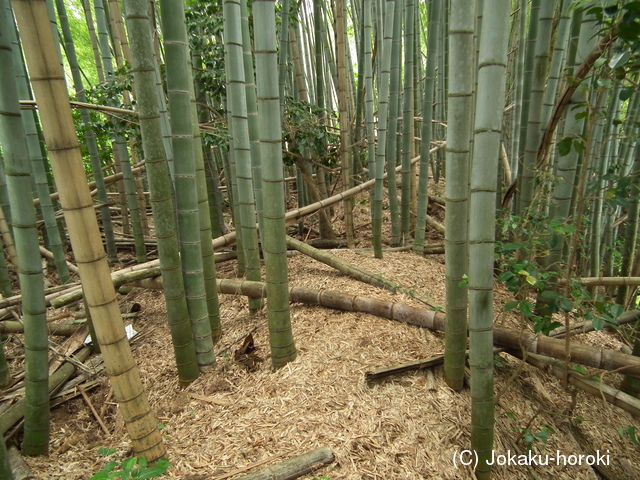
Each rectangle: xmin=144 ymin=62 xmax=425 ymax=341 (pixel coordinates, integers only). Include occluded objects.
xmin=285 ymin=235 xmax=437 ymax=307
xmin=0 ymin=347 xmax=91 ymax=436
xmin=126 ymin=276 xmax=640 ymax=379
xmin=560 ymin=277 xmax=640 ymax=287
xmin=506 ymin=349 xmax=640 ymax=418
xmin=232 ymin=447 xmax=334 ymax=480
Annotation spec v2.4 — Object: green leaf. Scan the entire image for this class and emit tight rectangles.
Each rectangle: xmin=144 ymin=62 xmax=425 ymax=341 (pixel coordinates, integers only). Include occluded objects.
xmin=520 ymin=301 xmax=534 ymax=318
xmin=98 ymin=448 xmax=118 ymax=456
xmin=498 ymin=271 xmax=515 ymax=282
xmin=610 ymin=51 xmax=631 ymax=70
xmin=558 ymin=137 xmax=573 ymax=156
xmin=541 ymin=290 xmax=560 ymax=300
xmin=573 ymin=365 xmax=588 ymax=375
xmin=525 ymin=275 xmax=536 ymax=286
xmin=501 ymin=242 xmax=521 ymax=252
xmin=89 ymin=473 xmax=109 ymax=480
xmin=121 ymin=457 xmax=138 ymax=473
xmin=619 ymin=87 xmax=634 ymax=101
xmin=559 ymin=298 xmax=573 ymax=313
xmin=504 ymin=301 xmax=519 ymax=311
xmin=592 ymin=316 xmax=605 ymax=330
xmin=136 ymin=464 xmax=171 ymax=479
xmin=609 ymin=303 xmax=624 ymax=319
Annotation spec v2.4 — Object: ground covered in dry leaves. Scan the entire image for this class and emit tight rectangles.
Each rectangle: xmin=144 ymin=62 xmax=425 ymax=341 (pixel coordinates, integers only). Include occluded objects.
xmin=5 ymin=220 xmax=640 ymax=479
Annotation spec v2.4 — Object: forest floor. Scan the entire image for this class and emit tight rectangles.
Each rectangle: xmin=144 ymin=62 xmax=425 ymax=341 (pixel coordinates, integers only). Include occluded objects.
xmin=3 ymin=187 xmax=640 ymax=480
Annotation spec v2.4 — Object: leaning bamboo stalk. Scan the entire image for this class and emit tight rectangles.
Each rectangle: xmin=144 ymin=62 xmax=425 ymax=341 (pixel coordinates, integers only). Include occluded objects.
xmin=33 ymin=165 xmax=146 ymax=207
xmin=47 ymin=146 xmax=447 ymax=310
xmin=12 ymin=0 xmax=164 ymax=461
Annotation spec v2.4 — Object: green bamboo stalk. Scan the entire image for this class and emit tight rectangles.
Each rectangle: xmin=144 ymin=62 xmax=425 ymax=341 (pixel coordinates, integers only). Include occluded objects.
xmin=159 ymin=0 xmax=216 ymax=369
xmin=372 ymin=0 xmax=396 ymax=259
xmin=278 ymin=0 xmax=291 ymax=108
xmin=540 ymin=0 xmax=571 ymax=138
xmin=363 ymin=0 xmax=375 ymax=184
xmin=515 ymin=0 xmax=539 ymax=213
xmin=335 ymin=0 xmax=355 ymax=246
xmin=536 ymin=7 xmax=597 ymax=315
xmin=386 ymin=0 xmax=402 ymax=247
xmin=0 ymin=1 xmax=49 ymax=453
xmin=240 ymin=0 xmax=264 ymax=240
xmin=124 ymin=0 xmax=201 ymax=381
xmin=8 ymin=8 xmax=70 ymax=284
xmin=94 ymin=0 xmax=146 ymax=263
xmin=400 ymin=0 xmax=415 ymax=244
xmin=82 ymin=0 xmax=104 ymax=82
xmin=414 ymin=0 xmax=441 ymax=253
xmin=508 ymin=0 xmax=527 ymax=180
xmin=223 ymin=0 xmax=261 ymax=313
xmin=253 ymin=0 xmax=297 ymax=369
xmin=518 ymin=0 xmax=555 ymax=214
xmin=468 ymin=1 xmax=511 ymax=476
xmin=443 ymin=0 xmax=472 ymax=391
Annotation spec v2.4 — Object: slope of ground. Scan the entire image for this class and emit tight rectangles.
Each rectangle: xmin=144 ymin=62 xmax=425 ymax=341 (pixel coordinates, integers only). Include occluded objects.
xmin=10 ymin=246 xmax=638 ymax=480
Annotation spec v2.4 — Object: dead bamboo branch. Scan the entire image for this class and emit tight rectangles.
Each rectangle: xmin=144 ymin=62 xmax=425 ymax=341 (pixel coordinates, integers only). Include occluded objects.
xmin=38 ymin=246 xmax=79 ymax=274
xmin=78 ymin=385 xmax=110 ymax=435
xmin=0 ymin=321 xmax=82 ymax=337
xmin=537 ymin=31 xmax=616 ymax=166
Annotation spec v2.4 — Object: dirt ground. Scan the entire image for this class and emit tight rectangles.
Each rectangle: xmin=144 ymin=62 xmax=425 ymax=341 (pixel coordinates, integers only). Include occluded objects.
xmin=2 ymin=195 xmax=640 ymax=480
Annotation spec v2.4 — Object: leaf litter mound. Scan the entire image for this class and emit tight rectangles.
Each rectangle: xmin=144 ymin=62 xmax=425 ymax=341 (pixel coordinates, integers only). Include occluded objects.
xmin=15 ymin=248 xmax=640 ymax=480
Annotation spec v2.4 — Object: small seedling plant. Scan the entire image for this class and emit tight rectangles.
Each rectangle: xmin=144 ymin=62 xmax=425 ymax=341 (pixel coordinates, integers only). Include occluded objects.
xmin=89 ymin=448 xmax=170 ymax=480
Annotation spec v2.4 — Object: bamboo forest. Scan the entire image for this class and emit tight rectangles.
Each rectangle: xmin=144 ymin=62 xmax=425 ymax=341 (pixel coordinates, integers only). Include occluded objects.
xmin=0 ymin=0 xmax=639 ymax=478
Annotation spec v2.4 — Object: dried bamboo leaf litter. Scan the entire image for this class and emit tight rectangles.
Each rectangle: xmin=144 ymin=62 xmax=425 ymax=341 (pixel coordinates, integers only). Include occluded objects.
xmin=11 ymin=250 xmax=639 ymax=480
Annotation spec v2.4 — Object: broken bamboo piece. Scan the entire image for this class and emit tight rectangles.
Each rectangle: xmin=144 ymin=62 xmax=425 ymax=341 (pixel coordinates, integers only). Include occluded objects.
xmin=0 ymin=347 xmax=91 ymax=436
xmin=232 ymin=446 xmax=334 ymax=480
xmin=365 ymin=354 xmax=449 ymax=382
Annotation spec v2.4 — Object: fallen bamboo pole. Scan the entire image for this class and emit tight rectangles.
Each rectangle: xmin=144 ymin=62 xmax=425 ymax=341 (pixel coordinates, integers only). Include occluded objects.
xmin=0 ymin=347 xmax=92 ymax=436
xmin=506 ymin=349 xmax=640 ymax=418
xmin=285 ymin=235 xmax=436 ymax=307
xmin=232 ymin=447 xmax=334 ymax=480
xmin=560 ymin=277 xmax=640 ymax=287
xmin=128 ymin=276 xmax=640 ymax=379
